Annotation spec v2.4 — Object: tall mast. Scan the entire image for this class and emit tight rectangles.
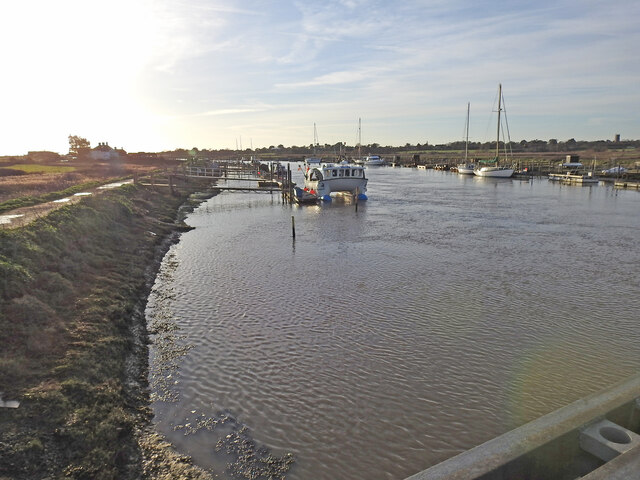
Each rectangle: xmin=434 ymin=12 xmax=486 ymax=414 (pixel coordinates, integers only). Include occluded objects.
xmin=496 ymin=83 xmax=502 ymax=160
xmin=358 ymin=118 xmax=362 ymax=159
xmin=313 ymin=123 xmax=318 ymax=155
xmin=465 ymin=102 xmax=470 ymax=161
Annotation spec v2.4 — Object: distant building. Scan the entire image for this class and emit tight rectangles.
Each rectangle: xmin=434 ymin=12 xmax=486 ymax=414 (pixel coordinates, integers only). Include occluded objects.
xmin=615 ymin=134 xmax=620 ymax=142
xmin=90 ymin=142 xmax=127 ymax=161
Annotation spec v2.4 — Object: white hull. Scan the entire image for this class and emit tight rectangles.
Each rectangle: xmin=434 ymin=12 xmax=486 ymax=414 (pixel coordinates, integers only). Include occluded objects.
xmin=363 ymin=155 xmax=385 ymax=166
xmin=474 ymin=166 xmax=514 ymax=178
xmin=457 ymin=164 xmax=475 ymax=175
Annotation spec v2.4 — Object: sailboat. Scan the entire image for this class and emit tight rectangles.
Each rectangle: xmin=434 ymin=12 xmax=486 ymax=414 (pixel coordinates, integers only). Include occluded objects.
xmin=474 ymin=84 xmax=514 ymax=178
xmin=353 ymin=118 xmax=364 ymax=165
xmin=457 ymin=102 xmax=475 ymax=174
xmin=305 ymin=123 xmax=322 ymax=165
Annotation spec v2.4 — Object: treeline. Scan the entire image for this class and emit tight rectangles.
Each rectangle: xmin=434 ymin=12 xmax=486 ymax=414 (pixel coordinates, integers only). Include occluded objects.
xmin=166 ymin=138 xmax=640 ymax=158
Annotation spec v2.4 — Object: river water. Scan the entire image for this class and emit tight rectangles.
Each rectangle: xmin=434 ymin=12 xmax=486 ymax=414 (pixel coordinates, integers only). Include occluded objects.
xmin=146 ymin=166 xmax=640 ymax=479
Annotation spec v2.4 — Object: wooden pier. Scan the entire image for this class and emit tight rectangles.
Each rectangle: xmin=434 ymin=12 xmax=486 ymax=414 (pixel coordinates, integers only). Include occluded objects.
xmin=136 ymin=161 xmax=298 ymax=204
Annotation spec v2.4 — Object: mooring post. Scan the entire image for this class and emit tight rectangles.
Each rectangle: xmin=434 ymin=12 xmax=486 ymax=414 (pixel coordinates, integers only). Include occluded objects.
xmin=287 ymin=165 xmax=293 ymax=204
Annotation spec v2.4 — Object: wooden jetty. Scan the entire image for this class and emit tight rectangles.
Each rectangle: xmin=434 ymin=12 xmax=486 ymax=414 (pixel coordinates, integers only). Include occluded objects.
xmin=135 ymin=161 xmax=301 ymax=204
xmin=548 ymin=172 xmax=600 ymax=184
xmin=614 ymin=180 xmax=640 ymax=189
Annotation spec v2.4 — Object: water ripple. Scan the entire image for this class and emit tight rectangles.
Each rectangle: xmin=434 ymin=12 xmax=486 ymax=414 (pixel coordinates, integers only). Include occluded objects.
xmin=148 ymin=168 xmax=640 ymax=479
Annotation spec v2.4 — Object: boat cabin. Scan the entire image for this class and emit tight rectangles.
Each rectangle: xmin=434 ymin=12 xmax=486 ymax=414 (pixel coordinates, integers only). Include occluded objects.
xmin=324 ymin=166 xmax=365 ymax=178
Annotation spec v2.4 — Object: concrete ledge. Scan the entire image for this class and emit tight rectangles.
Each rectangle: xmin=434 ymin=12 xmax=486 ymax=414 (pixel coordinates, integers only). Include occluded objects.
xmin=405 ymin=373 xmax=640 ymax=480
xmin=580 ymin=443 xmax=640 ymax=480
xmin=580 ymin=419 xmax=640 ymax=462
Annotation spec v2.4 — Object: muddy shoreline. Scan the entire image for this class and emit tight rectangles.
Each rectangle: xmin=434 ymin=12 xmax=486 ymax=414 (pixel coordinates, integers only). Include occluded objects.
xmin=143 ymin=193 xmax=296 ymax=480
xmin=131 ymin=194 xmax=216 ymax=480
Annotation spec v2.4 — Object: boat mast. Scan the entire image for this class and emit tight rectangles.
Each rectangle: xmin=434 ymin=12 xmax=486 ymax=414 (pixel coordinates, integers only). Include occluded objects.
xmin=358 ymin=118 xmax=362 ymax=160
xmin=496 ymin=83 xmax=502 ymax=161
xmin=465 ymin=102 xmax=470 ymax=161
xmin=313 ymin=123 xmax=318 ymax=155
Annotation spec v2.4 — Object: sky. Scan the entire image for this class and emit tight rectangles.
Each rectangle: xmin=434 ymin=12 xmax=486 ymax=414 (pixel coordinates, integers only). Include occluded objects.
xmin=1 ymin=0 xmax=639 ymax=155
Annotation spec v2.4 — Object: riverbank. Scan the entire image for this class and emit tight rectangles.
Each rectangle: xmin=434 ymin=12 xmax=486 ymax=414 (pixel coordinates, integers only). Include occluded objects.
xmin=0 ymin=183 xmax=216 ymax=479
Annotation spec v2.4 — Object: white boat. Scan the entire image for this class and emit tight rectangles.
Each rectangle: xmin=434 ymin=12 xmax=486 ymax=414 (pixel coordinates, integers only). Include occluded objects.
xmin=304 ymin=161 xmax=368 ymax=201
xmin=474 ymin=84 xmax=514 ymax=178
xmin=457 ymin=102 xmax=476 ymax=175
xmin=457 ymin=165 xmax=475 ymax=174
xmin=474 ymin=165 xmax=514 ymax=177
xmin=364 ymin=155 xmax=385 ymax=166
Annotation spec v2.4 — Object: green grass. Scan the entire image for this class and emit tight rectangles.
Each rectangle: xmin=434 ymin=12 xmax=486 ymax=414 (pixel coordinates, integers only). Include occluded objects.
xmin=5 ymin=164 xmax=77 ymax=174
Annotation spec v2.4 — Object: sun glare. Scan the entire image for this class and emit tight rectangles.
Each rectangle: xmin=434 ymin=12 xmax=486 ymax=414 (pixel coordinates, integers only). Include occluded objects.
xmin=0 ymin=0 xmax=164 ymax=153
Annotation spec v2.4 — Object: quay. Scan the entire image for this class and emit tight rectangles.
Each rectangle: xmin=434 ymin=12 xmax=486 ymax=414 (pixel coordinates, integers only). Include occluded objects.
xmin=405 ymin=373 xmax=640 ymax=480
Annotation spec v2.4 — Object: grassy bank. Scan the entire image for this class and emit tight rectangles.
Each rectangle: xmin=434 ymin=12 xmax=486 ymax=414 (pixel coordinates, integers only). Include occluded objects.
xmin=0 ymin=183 xmax=214 ymax=479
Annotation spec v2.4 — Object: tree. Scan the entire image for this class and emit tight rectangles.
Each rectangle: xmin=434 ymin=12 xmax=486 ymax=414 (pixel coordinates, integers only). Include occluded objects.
xmin=68 ymin=135 xmax=90 ymax=157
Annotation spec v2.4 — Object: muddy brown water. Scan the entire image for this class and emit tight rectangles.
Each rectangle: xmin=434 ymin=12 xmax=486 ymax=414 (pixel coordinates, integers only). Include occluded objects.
xmin=147 ymin=167 xmax=640 ymax=479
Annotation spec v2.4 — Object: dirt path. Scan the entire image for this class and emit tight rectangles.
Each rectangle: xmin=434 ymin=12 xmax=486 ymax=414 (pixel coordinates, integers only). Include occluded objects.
xmin=0 ymin=179 xmax=133 ymax=229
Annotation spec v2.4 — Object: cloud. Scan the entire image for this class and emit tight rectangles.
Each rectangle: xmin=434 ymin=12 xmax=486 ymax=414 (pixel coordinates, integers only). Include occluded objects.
xmin=197 ymin=107 xmax=267 ymax=116
xmin=275 ymin=70 xmax=371 ymax=88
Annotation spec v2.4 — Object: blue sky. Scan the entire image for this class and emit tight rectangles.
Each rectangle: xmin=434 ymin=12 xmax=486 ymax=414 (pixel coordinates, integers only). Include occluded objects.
xmin=1 ymin=0 xmax=638 ymax=154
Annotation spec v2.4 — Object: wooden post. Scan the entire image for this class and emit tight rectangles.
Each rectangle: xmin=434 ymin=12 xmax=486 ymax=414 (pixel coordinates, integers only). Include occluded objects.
xmin=291 ymin=216 xmax=296 ymax=238
xmin=287 ymin=164 xmax=292 ymax=204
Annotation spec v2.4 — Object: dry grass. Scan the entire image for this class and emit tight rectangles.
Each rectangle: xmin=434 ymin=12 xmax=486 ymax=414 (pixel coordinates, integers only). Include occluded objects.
xmin=0 ymin=161 xmax=163 ymax=204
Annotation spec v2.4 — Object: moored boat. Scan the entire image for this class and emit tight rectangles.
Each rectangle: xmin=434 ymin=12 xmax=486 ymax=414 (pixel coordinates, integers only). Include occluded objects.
xmin=364 ymin=155 xmax=385 ymax=166
xmin=474 ymin=84 xmax=514 ymax=178
xmin=304 ymin=161 xmax=368 ymax=201
xmin=457 ymin=102 xmax=476 ymax=175
xmin=474 ymin=165 xmax=514 ymax=177
xmin=305 ymin=123 xmax=323 ymax=165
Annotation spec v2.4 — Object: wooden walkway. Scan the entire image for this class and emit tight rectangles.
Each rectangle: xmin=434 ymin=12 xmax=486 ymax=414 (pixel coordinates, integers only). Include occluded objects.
xmin=137 ymin=163 xmax=297 ymax=204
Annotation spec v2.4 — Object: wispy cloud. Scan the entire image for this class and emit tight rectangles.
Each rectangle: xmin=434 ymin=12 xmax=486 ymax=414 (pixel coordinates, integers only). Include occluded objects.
xmin=197 ymin=107 xmax=267 ymax=116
